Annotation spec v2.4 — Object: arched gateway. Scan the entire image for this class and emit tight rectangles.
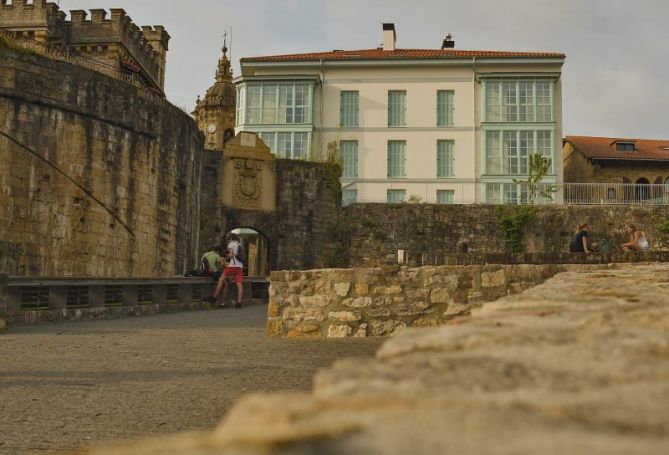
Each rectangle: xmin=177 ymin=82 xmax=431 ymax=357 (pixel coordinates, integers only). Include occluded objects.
xmin=197 ymin=132 xmax=340 ymax=274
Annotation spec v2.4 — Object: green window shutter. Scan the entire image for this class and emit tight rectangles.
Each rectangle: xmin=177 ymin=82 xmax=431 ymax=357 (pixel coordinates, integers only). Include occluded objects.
xmin=437 ymin=140 xmax=454 ymax=177
xmin=387 ymin=140 xmax=405 ymax=177
xmin=388 ymin=91 xmax=406 ymax=127
xmin=437 ymin=91 xmax=454 ymax=126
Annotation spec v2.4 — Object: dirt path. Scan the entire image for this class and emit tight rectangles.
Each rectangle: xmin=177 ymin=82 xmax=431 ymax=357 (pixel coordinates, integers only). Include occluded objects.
xmin=0 ymin=305 xmax=383 ymax=454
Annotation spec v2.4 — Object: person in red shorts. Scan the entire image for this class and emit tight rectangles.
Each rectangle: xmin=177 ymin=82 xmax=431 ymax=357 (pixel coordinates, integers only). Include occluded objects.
xmin=207 ymin=233 xmax=244 ymax=308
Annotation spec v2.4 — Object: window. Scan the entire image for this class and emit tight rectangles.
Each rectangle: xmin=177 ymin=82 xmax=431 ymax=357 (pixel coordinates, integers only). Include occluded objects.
xmin=387 ymin=141 xmax=406 ymax=178
xmin=236 ymin=85 xmax=244 ymax=125
xmin=437 ymin=90 xmax=454 ymax=126
xmin=437 ymin=140 xmax=454 ymax=178
xmin=259 ymin=131 xmax=310 ymax=159
xmin=340 ymin=141 xmax=358 ymax=178
xmin=246 ymin=85 xmax=262 ymax=124
xmin=260 ymin=132 xmax=276 ymax=151
xmin=486 ymin=183 xmax=528 ymax=204
xmin=387 ymin=189 xmax=406 ymax=204
xmin=279 ymin=84 xmax=293 ymax=123
xmin=436 ymin=190 xmax=454 ymax=204
xmin=238 ymin=81 xmax=313 ymax=126
xmin=388 ymin=91 xmax=406 ymax=127
xmin=486 ymin=130 xmax=553 ymax=175
xmin=665 ymin=177 xmax=669 ymax=193
xmin=277 ymin=132 xmax=292 ymax=158
xmin=293 ymin=132 xmax=309 ymax=159
xmin=616 ymin=142 xmax=635 ymax=152
xmin=485 ymin=80 xmax=553 ymax=122
xmin=294 ymin=84 xmax=310 ymax=123
xmin=262 ymin=85 xmax=278 ymax=124
xmin=340 ymin=91 xmax=359 ymax=127
xmin=342 ymin=189 xmax=358 ymax=206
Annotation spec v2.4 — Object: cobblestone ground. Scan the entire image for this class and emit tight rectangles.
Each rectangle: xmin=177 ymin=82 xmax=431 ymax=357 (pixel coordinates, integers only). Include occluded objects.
xmin=0 ymin=305 xmax=383 ymax=454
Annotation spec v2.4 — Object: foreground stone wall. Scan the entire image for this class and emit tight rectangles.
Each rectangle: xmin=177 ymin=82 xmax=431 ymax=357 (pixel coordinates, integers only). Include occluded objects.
xmin=268 ymin=264 xmax=560 ymax=338
xmin=0 ymin=45 xmax=204 ymax=277
xmin=200 ymin=157 xmax=341 ymax=272
xmin=343 ymin=204 xmax=669 ymax=266
xmin=73 ymin=263 xmax=669 ymax=455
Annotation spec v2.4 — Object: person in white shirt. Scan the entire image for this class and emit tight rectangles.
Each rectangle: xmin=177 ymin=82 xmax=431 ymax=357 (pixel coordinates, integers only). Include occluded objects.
xmin=207 ymin=233 xmax=244 ymax=308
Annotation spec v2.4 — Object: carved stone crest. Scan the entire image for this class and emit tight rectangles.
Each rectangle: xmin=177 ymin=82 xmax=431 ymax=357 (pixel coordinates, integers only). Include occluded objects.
xmin=233 ymin=158 xmax=263 ymax=207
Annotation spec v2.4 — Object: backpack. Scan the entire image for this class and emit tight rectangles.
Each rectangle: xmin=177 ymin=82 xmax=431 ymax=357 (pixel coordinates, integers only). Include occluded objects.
xmin=199 ymin=255 xmax=212 ymax=276
xmin=234 ymin=242 xmax=246 ymax=264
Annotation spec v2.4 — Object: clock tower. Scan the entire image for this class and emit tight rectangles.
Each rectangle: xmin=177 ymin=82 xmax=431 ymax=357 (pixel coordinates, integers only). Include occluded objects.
xmin=194 ymin=42 xmax=236 ymax=151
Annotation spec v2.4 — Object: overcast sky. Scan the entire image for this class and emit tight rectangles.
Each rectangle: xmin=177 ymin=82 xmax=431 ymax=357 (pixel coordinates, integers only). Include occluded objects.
xmin=60 ymin=0 xmax=669 ymax=139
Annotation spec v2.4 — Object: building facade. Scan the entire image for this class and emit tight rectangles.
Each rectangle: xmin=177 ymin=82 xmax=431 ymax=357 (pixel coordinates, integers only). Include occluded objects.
xmin=0 ymin=0 xmax=169 ymax=93
xmin=563 ymin=136 xmax=669 ymax=203
xmin=234 ymin=24 xmax=565 ymax=204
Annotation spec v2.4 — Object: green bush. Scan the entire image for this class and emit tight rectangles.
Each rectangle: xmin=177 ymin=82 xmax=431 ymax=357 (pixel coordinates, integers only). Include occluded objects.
xmin=496 ymin=206 xmax=537 ymax=253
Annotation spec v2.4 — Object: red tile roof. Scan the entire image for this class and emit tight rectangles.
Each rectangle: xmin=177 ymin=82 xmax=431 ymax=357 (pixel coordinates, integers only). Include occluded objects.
xmin=241 ymin=48 xmax=565 ymax=63
xmin=565 ymin=136 xmax=669 ymax=162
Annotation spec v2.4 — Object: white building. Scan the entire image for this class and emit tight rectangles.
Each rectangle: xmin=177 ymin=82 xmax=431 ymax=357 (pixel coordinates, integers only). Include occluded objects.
xmin=234 ymin=24 xmax=565 ymax=204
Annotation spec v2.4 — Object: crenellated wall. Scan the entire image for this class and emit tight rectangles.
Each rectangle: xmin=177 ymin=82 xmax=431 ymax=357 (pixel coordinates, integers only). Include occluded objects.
xmin=0 ymin=2 xmax=169 ymax=91
xmin=0 ymin=45 xmax=203 ymax=277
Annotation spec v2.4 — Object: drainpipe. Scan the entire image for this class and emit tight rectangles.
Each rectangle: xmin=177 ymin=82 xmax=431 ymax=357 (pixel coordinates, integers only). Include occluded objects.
xmin=320 ymin=59 xmax=325 ymax=160
xmin=472 ymin=56 xmax=478 ymax=196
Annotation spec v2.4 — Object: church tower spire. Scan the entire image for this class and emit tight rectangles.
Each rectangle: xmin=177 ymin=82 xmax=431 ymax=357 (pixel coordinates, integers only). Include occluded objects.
xmin=194 ymin=36 xmax=236 ymax=151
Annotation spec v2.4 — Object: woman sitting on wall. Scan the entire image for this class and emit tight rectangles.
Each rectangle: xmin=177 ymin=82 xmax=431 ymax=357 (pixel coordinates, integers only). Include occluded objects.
xmin=569 ymin=223 xmax=594 ymax=255
xmin=621 ymin=224 xmax=649 ymax=252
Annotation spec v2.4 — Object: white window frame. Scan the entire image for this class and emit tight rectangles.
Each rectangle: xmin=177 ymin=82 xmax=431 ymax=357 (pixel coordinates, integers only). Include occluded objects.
xmin=485 ymin=80 xmax=554 ymax=123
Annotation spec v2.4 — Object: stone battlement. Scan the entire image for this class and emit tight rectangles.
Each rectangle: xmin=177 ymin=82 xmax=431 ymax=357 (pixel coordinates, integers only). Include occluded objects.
xmin=0 ymin=2 xmax=169 ymax=91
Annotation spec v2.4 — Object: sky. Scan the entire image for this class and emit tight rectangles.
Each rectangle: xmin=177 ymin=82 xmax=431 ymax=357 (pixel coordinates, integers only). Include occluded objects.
xmin=59 ymin=0 xmax=669 ymax=139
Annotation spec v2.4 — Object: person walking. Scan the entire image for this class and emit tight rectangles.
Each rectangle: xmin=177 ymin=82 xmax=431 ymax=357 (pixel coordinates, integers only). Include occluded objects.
xmin=207 ymin=234 xmax=244 ymax=308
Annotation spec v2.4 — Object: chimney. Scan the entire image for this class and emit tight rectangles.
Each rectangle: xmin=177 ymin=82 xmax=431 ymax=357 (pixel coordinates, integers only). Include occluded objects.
xmin=441 ymin=33 xmax=455 ymax=49
xmin=382 ymin=23 xmax=396 ymax=51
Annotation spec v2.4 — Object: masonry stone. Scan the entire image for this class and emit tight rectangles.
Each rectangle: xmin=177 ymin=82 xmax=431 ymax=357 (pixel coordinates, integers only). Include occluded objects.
xmin=327 ymin=324 xmax=352 ymax=338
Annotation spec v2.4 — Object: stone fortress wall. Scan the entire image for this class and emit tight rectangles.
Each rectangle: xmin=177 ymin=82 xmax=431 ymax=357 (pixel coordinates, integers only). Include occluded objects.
xmin=342 ymin=204 xmax=669 ymax=266
xmin=0 ymin=45 xmax=203 ymax=277
xmin=0 ymin=1 xmax=169 ymax=91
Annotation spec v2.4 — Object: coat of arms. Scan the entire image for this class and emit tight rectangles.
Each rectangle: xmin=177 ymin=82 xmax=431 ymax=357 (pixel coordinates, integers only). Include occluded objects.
xmin=233 ymin=159 xmax=263 ymax=207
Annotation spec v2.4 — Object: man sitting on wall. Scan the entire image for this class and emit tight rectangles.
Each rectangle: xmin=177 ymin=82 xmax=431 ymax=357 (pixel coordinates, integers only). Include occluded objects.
xmin=185 ymin=246 xmax=222 ymax=277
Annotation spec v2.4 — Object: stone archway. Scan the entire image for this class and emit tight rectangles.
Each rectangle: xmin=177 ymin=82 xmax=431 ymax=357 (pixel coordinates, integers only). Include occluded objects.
xmin=636 ymin=177 xmax=650 ymax=202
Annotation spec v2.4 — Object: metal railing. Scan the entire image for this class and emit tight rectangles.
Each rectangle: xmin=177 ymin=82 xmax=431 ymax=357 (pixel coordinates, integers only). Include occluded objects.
xmin=341 ymin=180 xmax=669 ymax=206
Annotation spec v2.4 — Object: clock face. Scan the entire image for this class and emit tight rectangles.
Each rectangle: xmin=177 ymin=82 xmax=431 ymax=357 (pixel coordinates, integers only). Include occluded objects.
xmin=207 ymin=123 xmax=217 ymax=134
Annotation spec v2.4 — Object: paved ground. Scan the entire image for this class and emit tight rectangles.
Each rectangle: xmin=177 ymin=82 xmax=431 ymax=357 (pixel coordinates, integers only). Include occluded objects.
xmin=0 ymin=305 xmax=384 ymax=454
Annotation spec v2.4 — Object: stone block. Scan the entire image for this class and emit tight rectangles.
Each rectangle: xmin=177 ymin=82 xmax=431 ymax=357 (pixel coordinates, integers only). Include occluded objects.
xmin=342 ymin=297 xmax=372 ymax=308
xmin=266 ymin=318 xmax=283 ymax=337
xmin=327 ymin=324 xmax=352 ymax=338
xmin=328 ymin=311 xmax=362 ymax=322
xmin=373 ymin=285 xmax=402 ymax=295
xmin=334 ymin=282 xmax=350 ymax=297
xmin=287 ymin=324 xmax=322 ymax=339
xmin=267 ymin=300 xmax=280 ymax=318
xmin=481 ymin=269 xmax=507 ymax=288
xmin=354 ymin=282 xmax=369 ymax=296
xmin=284 ymin=308 xmax=326 ymax=322
xmin=430 ymin=288 xmax=452 ymax=304
xmin=298 ymin=295 xmax=331 ymax=308
xmin=353 ymin=323 xmax=368 ymax=337
xmin=370 ymin=320 xmax=406 ymax=337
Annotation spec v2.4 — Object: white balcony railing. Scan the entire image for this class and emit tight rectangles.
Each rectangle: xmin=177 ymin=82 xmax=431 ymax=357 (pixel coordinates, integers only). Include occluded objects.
xmin=341 ymin=180 xmax=669 ymax=206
